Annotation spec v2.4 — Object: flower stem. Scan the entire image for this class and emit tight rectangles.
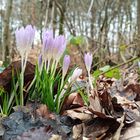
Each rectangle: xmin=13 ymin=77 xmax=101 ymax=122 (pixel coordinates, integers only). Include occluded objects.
xmin=88 ymin=71 xmax=93 ymax=90
xmin=52 ymin=60 xmax=58 ymax=77
xmin=20 ymin=56 xmax=24 ymax=106
xmin=27 ymin=75 xmax=36 ymax=92
xmin=20 ymin=71 xmax=24 ymax=106
xmin=47 ymin=59 xmax=50 ymax=73
xmin=60 ymin=75 xmax=64 ymax=90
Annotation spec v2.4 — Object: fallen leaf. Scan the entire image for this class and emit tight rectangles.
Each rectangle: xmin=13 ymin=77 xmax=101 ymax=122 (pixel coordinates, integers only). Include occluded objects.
xmin=63 ymin=107 xmax=92 ymax=121
xmin=36 ymin=104 xmax=55 ymax=119
xmin=89 ymin=90 xmax=102 ymax=113
xmin=72 ymin=124 xmax=83 ymax=140
xmin=121 ymin=122 xmax=140 ymax=140
xmin=61 ymin=92 xmax=84 ymax=113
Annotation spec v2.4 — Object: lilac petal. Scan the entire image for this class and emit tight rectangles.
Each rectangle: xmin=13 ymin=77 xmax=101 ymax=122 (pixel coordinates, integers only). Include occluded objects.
xmin=42 ymin=29 xmax=54 ymax=60
xmin=15 ymin=25 xmax=35 ymax=56
xmin=68 ymin=68 xmax=82 ymax=83
xmin=62 ymin=55 xmax=70 ymax=77
xmin=25 ymin=25 xmax=36 ymax=46
xmin=41 ymin=30 xmax=66 ymax=62
xmin=84 ymin=52 xmax=92 ymax=72
xmin=42 ymin=29 xmax=53 ymax=47
xmin=53 ymin=35 xmax=66 ymax=60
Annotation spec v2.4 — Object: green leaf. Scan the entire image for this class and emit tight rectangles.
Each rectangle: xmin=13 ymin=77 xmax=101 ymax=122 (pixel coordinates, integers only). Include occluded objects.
xmin=93 ymin=70 xmax=101 ymax=78
xmin=76 ymin=36 xmax=84 ymax=45
xmin=70 ymin=37 xmax=77 ymax=45
xmin=93 ymin=65 xmax=121 ymax=80
xmin=99 ymin=65 xmax=110 ymax=72
xmin=104 ymin=68 xmax=121 ymax=79
xmin=70 ymin=36 xmax=85 ymax=45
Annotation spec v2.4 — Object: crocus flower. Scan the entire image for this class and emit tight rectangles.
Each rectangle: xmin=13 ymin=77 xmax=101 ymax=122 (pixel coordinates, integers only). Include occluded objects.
xmin=84 ymin=52 xmax=93 ymax=90
xmin=68 ymin=68 xmax=82 ymax=83
xmin=62 ymin=55 xmax=70 ymax=78
xmin=53 ymin=35 xmax=66 ymax=61
xmin=15 ymin=25 xmax=35 ymax=57
xmin=42 ymin=29 xmax=53 ymax=46
xmin=84 ymin=52 xmax=93 ymax=73
xmin=42 ymin=29 xmax=66 ymax=62
xmin=42 ymin=29 xmax=54 ymax=61
xmin=15 ymin=25 xmax=35 ymax=106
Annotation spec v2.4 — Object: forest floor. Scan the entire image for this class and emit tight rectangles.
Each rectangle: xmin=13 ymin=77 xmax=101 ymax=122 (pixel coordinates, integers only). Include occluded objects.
xmin=0 ymin=47 xmax=140 ymax=140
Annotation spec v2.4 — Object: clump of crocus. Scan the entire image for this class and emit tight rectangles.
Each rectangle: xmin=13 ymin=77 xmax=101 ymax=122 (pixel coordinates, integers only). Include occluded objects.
xmin=28 ymin=29 xmax=71 ymax=113
xmin=15 ymin=25 xmax=35 ymax=105
xmin=32 ymin=29 xmax=84 ymax=113
xmin=41 ymin=29 xmax=66 ymax=74
xmin=84 ymin=52 xmax=93 ymax=89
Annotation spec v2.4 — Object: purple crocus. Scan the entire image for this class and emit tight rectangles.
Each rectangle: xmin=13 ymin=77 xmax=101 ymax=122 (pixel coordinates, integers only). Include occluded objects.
xmin=15 ymin=25 xmax=35 ymax=106
xmin=84 ymin=52 xmax=93 ymax=73
xmin=42 ymin=29 xmax=53 ymax=45
xmin=62 ymin=55 xmax=70 ymax=78
xmin=42 ymin=29 xmax=54 ymax=60
xmin=53 ymin=35 xmax=66 ymax=61
xmin=42 ymin=29 xmax=66 ymax=62
xmin=15 ymin=25 xmax=35 ymax=57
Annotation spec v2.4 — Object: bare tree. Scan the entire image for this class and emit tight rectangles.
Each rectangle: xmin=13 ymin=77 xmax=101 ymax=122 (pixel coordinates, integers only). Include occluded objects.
xmin=137 ymin=0 xmax=140 ymax=56
xmin=2 ymin=0 xmax=13 ymax=64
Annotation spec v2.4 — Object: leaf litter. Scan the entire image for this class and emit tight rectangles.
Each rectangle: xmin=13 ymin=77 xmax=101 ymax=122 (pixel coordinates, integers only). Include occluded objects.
xmin=0 ymin=62 xmax=140 ymax=139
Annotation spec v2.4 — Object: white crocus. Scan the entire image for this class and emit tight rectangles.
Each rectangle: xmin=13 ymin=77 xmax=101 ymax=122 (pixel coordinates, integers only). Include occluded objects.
xmin=68 ymin=68 xmax=82 ymax=83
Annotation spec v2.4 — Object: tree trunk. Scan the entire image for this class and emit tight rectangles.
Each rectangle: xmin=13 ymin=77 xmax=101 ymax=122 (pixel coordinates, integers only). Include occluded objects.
xmin=58 ymin=0 xmax=66 ymax=35
xmin=2 ymin=0 xmax=13 ymax=65
xmin=137 ymin=0 xmax=140 ymax=56
xmin=44 ymin=0 xmax=50 ymax=28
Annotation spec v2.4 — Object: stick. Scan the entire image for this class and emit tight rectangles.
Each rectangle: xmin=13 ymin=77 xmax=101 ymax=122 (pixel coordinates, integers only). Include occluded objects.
xmin=100 ymin=56 xmax=139 ymax=75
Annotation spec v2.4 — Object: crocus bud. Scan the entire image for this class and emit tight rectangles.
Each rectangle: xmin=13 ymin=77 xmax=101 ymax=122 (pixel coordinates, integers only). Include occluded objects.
xmin=68 ymin=68 xmax=82 ymax=83
xmin=62 ymin=55 xmax=70 ymax=78
xmin=84 ymin=52 xmax=93 ymax=73
xmin=15 ymin=25 xmax=35 ymax=57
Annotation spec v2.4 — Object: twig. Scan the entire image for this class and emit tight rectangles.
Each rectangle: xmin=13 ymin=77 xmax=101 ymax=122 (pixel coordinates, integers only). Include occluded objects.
xmin=100 ymin=56 xmax=139 ymax=75
xmin=87 ymin=0 xmax=94 ymax=15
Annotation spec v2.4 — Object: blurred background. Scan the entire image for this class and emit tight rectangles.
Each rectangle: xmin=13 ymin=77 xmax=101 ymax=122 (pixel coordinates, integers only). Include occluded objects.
xmin=0 ymin=0 xmax=140 ymax=69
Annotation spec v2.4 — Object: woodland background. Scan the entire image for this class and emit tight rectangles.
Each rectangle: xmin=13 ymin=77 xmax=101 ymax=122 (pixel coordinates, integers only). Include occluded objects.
xmin=0 ymin=0 xmax=140 ymax=68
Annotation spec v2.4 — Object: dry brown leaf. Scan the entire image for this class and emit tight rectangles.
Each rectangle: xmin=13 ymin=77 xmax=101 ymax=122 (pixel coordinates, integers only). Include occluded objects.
xmin=82 ymin=116 xmax=120 ymax=139
xmin=121 ymin=122 xmax=140 ymax=140
xmin=61 ymin=92 xmax=84 ymax=113
xmin=63 ymin=107 xmax=92 ymax=121
xmin=113 ymin=93 xmax=134 ymax=108
xmin=49 ymin=134 xmax=62 ymax=140
xmin=36 ymin=104 xmax=55 ymax=119
xmin=89 ymin=90 xmax=102 ymax=113
xmin=123 ymin=84 xmax=140 ymax=101
xmin=72 ymin=124 xmax=83 ymax=140
xmin=0 ymin=61 xmax=35 ymax=92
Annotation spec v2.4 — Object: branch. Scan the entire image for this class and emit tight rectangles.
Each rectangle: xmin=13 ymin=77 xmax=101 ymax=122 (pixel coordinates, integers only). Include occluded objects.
xmin=100 ymin=56 xmax=139 ymax=75
xmin=87 ymin=0 xmax=94 ymax=15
